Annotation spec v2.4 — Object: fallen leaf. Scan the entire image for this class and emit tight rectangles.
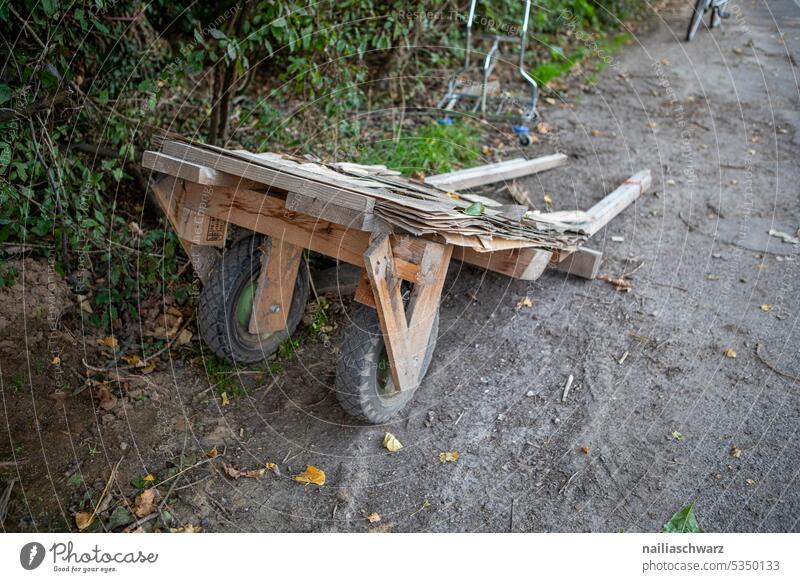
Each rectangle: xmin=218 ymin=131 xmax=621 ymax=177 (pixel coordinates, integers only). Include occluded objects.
xmin=221 ymin=392 xmax=230 ymax=406
xmin=598 ymin=273 xmax=632 ymax=292
xmin=734 ymin=47 xmax=743 ymax=54
xmin=128 ymin=222 xmax=144 ymax=238
xmin=590 ymin=129 xmax=602 ymax=137
xmin=122 ymin=354 xmax=143 ymax=366
xmin=99 ymin=336 xmax=119 ymax=349
xmin=516 ymin=296 xmax=533 ymax=310
xmin=170 ymin=524 xmax=202 ymax=533
xmin=663 ymin=502 xmax=702 ymax=533
xmin=671 ymin=431 xmax=684 ymax=441
xmin=723 ymin=347 xmax=737 ymax=358
xmin=133 ymin=489 xmax=157 ymax=518
xmin=51 ymin=356 xmax=61 ymax=365
xmin=265 ymin=462 xmax=280 ymax=475
xmin=543 ymin=193 xmax=553 ymax=205
xmin=411 ymin=171 xmax=426 ymax=182
xmin=446 ymin=191 xmax=461 ymax=200
xmin=730 ymin=445 xmax=742 ymax=459
xmin=745 ymin=478 xmax=755 ymax=486
xmin=75 ymin=511 xmax=94 ymax=530
xmin=366 ymin=512 xmax=381 ymax=523
xmin=176 ymin=329 xmax=193 ymax=346
xmin=140 ymin=362 xmax=156 ymax=374
xmin=98 ymin=386 xmax=117 ymax=411
xmin=223 ymin=463 xmax=266 ymax=480
xmin=760 ymin=304 xmax=773 ymax=312
xmin=207 ymin=447 xmax=219 ymax=459
xmin=507 ymin=181 xmax=533 ymax=207
xmin=383 ymin=432 xmax=403 ymax=453
xmin=580 ymin=446 xmax=589 ymax=454
xmin=439 ymin=451 xmax=460 ymax=463
xmin=78 ymin=295 xmax=94 ymax=314
xmin=143 ymin=474 xmax=156 ymax=483
xmin=294 ymin=465 xmax=326 ymax=486
xmin=462 ymin=201 xmax=485 ymax=216
xmin=536 ymin=122 xmax=550 ymax=134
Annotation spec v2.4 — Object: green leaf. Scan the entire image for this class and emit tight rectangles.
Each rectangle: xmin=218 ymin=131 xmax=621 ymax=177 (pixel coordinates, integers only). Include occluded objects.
xmin=107 ymin=506 xmax=134 ymax=530
xmin=209 ymin=28 xmax=226 ymax=40
xmin=272 ymin=17 xmax=287 ymax=28
xmin=98 ymin=89 xmax=109 ymax=106
xmin=0 ymin=84 xmax=11 ymax=105
xmin=663 ymin=502 xmax=702 ymax=533
xmin=42 ymin=0 xmax=58 ymax=16
xmin=462 ymin=201 xmax=485 ymax=216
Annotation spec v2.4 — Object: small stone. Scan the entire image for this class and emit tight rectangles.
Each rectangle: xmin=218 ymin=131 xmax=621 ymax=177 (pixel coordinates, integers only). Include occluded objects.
xmin=526 ymin=390 xmax=535 ymax=397
xmin=554 ymin=417 xmax=561 ymax=424
xmin=120 ymin=442 xmax=129 ymax=451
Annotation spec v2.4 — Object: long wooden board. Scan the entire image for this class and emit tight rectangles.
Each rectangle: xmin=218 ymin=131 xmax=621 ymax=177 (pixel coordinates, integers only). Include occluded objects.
xmin=425 ymin=153 xmax=567 ymax=190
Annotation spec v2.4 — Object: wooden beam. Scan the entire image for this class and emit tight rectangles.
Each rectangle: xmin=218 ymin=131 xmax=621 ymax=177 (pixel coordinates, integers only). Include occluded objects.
xmin=354 ymin=270 xmax=377 ymax=308
xmin=549 ymin=247 xmax=602 ymax=280
xmin=143 ymin=151 xmax=262 ymax=189
xmin=285 ymin=190 xmax=374 ymax=231
xmin=363 ymin=234 xmax=415 ymax=392
xmin=425 ymin=153 xmax=567 ymax=191
xmin=584 ymin=170 xmax=651 ymax=236
xmin=454 ymin=246 xmax=552 ymax=281
xmin=249 ymin=238 xmax=303 ymax=334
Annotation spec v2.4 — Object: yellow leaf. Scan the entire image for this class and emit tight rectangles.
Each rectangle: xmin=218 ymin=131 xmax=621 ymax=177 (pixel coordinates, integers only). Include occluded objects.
xmin=170 ymin=524 xmax=202 ymax=533
xmin=294 ymin=465 xmax=326 ymax=486
xmin=366 ymin=512 xmax=381 ymax=523
xmin=760 ymin=304 xmax=773 ymax=312
xmin=723 ymin=347 xmax=737 ymax=358
xmin=446 ymin=192 xmax=461 ymax=200
xmin=140 ymin=362 xmax=156 ymax=374
xmin=75 ymin=511 xmax=94 ymax=530
xmin=122 ymin=354 xmax=142 ymax=366
xmin=543 ymin=193 xmax=553 ymax=205
xmin=221 ymin=392 xmax=230 ymax=406
xmin=51 ymin=356 xmax=61 ymax=365
xmin=265 ymin=462 xmax=280 ymax=475
xmin=516 ymin=296 xmax=533 ymax=310
xmin=207 ymin=446 xmax=219 ymax=459
xmin=439 ymin=451 xmax=460 ymax=463
xmin=143 ymin=474 xmax=155 ymax=482
xmin=745 ymin=478 xmax=755 ymax=486
xmin=99 ymin=336 xmax=119 ymax=349
xmin=383 ymin=432 xmax=403 ymax=453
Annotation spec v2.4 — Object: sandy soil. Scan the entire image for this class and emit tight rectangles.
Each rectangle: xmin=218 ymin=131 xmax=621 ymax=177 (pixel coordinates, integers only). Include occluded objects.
xmin=1 ymin=0 xmax=798 ymax=533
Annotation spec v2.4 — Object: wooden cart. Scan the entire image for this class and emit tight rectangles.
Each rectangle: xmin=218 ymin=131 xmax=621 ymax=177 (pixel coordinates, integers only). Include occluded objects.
xmin=143 ymin=140 xmax=650 ymax=423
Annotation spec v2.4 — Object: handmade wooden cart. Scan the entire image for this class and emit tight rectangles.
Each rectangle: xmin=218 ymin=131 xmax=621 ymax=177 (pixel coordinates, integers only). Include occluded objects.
xmin=143 ymin=139 xmax=650 ymax=423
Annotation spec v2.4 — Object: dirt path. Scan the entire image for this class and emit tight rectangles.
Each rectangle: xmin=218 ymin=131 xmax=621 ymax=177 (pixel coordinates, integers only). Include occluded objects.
xmin=2 ymin=1 xmax=798 ymax=533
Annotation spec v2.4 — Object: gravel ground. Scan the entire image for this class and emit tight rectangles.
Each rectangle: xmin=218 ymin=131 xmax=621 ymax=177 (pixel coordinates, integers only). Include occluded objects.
xmin=2 ymin=0 xmax=798 ymax=533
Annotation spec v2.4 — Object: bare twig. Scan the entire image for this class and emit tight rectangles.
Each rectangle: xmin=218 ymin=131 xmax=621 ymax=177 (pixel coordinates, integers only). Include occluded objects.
xmin=0 ymin=479 xmax=15 ymax=525
xmin=755 ymin=343 xmax=800 ymax=383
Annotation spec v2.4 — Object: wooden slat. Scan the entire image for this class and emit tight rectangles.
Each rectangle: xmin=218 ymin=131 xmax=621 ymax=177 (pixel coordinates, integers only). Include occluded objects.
xmin=285 ymin=191 xmax=374 ymax=231
xmin=584 ymin=170 xmax=651 ymax=236
xmin=363 ymin=233 xmax=414 ymax=392
xmin=249 ymin=238 xmax=303 ymax=334
xmin=143 ymin=151 xmax=263 ymax=189
xmin=425 ymin=153 xmax=567 ymax=190
xmin=455 ymin=246 xmax=552 ymax=281
xmin=354 ymin=270 xmax=377 ymax=308
xmin=161 ymin=140 xmax=376 ymax=214
xmin=549 ymin=247 xmax=602 ymax=280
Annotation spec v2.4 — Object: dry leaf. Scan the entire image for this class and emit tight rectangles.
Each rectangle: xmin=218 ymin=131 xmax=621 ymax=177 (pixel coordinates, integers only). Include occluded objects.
xmin=439 ymin=451 xmax=460 ymax=463
xmin=507 ymin=181 xmax=533 ymax=207
xmin=265 ymin=462 xmax=280 ymax=475
xmin=176 ymin=329 xmax=193 ymax=346
xmin=78 ymin=295 xmax=94 ymax=314
xmin=223 ymin=463 xmax=266 ymax=479
xmin=580 ymin=446 xmax=590 ymax=454
xmin=730 ymin=445 xmax=742 ymax=458
xmin=98 ymin=386 xmax=117 ymax=411
xmin=366 ymin=512 xmax=381 ymax=523
xmin=133 ymin=489 xmax=157 ymax=518
xmin=140 ymin=362 xmax=156 ymax=374
xmin=590 ymin=129 xmax=602 ymax=137
xmin=516 ymin=296 xmax=533 ymax=310
xmin=294 ymin=465 xmax=326 ymax=486
xmin=75 ymin=511 xmax=94 ymax=530
xmin=543 ymin=193 xmax=553 ymax=205
xmin=536 ymin=122 xmax=550 ymax=134
xmin=723 ymin=347 xmax=737 ymax=358
xmin=760 ymin=304 xmax=773 ymax=312
xmin=745 ymin=478 xmax=755 ymax=486
xmin=122 ymin=354 xmax=143 ymax=366
xmin=734 ymin=47 xmax=743 ymax=54
xmin=446 ymin=192 xmax=461 ymax=200
xmin=143 ymin=474 xmax=156 ymax=483
xmin=98 ymin=336 xmax=119 ymax=349
xmin=221 ymin=392 xmax=230 ymax=406
xmin=383 ymin=432 xmax=403 ymax=453
xmin=51 ymin=356 xmax=61 ymax=365
xmin=598 ymin=273 xmax=632 ymax=292
xmin=170 ymin=524 xmax=202 ymax=533
xmin=207 ymin=447 xmax=219 ymax=459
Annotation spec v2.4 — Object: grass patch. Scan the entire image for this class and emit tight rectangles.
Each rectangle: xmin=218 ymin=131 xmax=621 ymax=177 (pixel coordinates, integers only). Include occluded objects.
xmin=358 ymin=120 xmax=481 ymax=177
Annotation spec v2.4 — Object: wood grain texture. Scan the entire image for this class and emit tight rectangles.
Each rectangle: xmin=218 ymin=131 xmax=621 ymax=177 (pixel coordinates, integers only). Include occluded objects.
xmin=249 ymin=238 xmax=303 ymax=334
xmin=425 ymin=153 xmax=567 ymax=190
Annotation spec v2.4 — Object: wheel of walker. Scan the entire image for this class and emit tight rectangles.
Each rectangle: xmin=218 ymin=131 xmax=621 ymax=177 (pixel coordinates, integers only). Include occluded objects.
xmin=518 ymin=133 xmax=532 ymax=147
xmin=198 ymin=234 xmax=309 ymax=365
xmin=335 ymin=303 xmax=439 ymax=423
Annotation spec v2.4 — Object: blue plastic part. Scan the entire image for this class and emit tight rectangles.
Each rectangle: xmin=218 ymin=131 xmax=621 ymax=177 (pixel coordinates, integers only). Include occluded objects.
xmin=437 ymin=116 xmax=454 ymax=126
xmin=512 ymin=125 xmax=529 ymax=134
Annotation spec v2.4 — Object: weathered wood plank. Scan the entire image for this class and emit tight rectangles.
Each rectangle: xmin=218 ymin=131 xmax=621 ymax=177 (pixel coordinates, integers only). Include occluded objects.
xmin=455 ymin=246 xmax=552 ymax=281
xmin=143 ymin=151 xmax=262 ymax=189
xmin=249 ymin=238 xmax=303 ymax=334
xmin=584 ymin=170 xmax=651 ymax=236
xmin=549 ymin=247 xmax=602 ymax=280
xmin=425 ymin=153 xmax=567 ymax=191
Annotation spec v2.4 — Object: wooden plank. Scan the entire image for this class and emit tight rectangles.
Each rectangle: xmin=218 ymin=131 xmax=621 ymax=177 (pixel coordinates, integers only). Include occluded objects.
xmin=584 ymin=170 xmax=651 ymax=236
xmin=354 ymin=270 xmax=376 ymax=308
xmin=285 ymin=190 xmax=373 ymax=231
xmin=455 ymin=246 xmax=552 ymax=281
xmin=142 ymin=151 xmax=262 ymax=189
xmin=249 ymin=238 xmax=303 ymax=334
xmin=549 ymin=247 xmax=602 ymax=280
xmin=406 ymin=241 xmax=453 ymax=373
xmin=363 ymin=233 xmax=414 ymax=392
xmin=161 ymin=140 xmax=376 ymax=214
xmin=425 ymin=153 xmax=567 ymax=191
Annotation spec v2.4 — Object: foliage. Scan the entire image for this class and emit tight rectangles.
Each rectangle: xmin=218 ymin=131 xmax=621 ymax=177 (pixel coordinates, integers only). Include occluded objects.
xmin=663 ymin=503 xmax=703 ymax=533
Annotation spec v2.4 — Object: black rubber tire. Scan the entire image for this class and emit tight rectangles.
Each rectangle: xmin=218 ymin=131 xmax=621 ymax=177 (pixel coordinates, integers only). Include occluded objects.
xmin=686 ymin=0 xmax=707 ymax=42
xmin=518 ymin=133 xmax=532 ymax=147
xmin=335 ymin=304 xmax=439 ymax=424
xmin=198 ymin=235 xmax=309 ymax=365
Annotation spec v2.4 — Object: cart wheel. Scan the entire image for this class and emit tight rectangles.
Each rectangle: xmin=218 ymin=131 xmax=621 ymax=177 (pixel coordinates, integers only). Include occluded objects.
xmin=335 ymin=304 xmax=439 ymax=423
xmin=518 ymin=133 xmax=532 ymax=147
xmin=198 ymin=234 xmax=309 ymax=365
